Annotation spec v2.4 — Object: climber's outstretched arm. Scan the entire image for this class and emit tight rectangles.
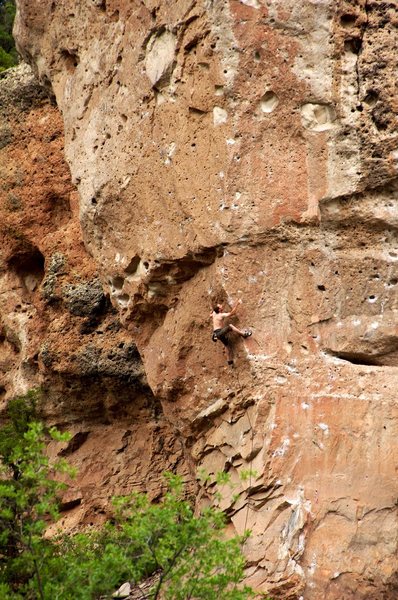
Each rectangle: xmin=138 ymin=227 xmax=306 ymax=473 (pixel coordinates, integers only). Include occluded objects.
xmin=225 ymin=298 xmax=242 ymax=317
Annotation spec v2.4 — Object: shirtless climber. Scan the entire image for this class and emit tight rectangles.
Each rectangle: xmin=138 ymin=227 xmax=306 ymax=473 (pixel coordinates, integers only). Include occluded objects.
xmin=211 ymin=299 xmax=252 ymax=366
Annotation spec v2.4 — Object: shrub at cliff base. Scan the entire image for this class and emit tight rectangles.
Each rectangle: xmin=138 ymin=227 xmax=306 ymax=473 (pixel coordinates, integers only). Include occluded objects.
xmin=0 ymin=393 xmax=260 ymax=599
xmin=0 ymin=0 xmax=18 ymax=71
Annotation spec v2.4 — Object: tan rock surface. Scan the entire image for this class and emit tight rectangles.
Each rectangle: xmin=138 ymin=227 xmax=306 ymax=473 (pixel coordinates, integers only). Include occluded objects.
xmin=0 ymin=64 xmax=188 ymax=530
xmin=9 ymin=0 xmax=398 ymax=598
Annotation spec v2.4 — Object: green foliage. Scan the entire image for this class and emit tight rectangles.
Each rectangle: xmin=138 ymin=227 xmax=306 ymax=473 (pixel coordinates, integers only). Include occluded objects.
xmin=0 ymin=0 xmax=17 ymax=72
xmin=0 ymin=394 xmax=261 ymax=599
xmin=37 ymin=474 xmax=255 ymax=599
xmin=0 ymin=0 xmax=15 ymax=51
xmin=0 ymin=392 xmax=73 ymax=599
xmin=0 ymin=389 xmax=39 ymax=464
xmin=0 ymin=44 xmax=14 ymax=69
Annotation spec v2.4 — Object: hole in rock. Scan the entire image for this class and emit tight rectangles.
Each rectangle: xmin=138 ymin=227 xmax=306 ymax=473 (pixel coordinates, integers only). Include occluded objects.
xmin=344 ymin=38 xmax=362 ymax=54
xmin=59 ymin=431 xmax=90 ymax=456
xmin=60 ymin=49 xmax=80 ymax=72
xmin=124 ymin=255 xmax=141 ymax=275
xmin=317 ymin=285 xmax=326 ymax=291
xmin=330 ymin=351 xmax=392 ymax=366
xmin=364 ymin=90 xmax=378 ymax=107
xmin=60 ymin=497 xmax=82 ymax=511
xmin=373 ymin=119 xmax=388 ymax=132
xmin=301 ymin=103 xmax=336 ymax=131
xmin=111 ymin=276 xmax=124 ymax=290
xmin=340 ymin=13 xmax=357 ymax=26
xmin=8 ymin=248 xmax=45 ymax=293
xmin=80 ymin=315 xmax=102 ymax=335
xmin=260 ymin=91 xmax=279 ymax=113
xmin=117 ymin=293 xmax=130 ymax=306
xmin=189 ymin=107 xmax=206 ymax=116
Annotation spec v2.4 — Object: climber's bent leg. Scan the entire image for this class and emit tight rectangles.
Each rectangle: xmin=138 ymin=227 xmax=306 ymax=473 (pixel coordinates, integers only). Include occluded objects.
xmin=229 ymin=324 xmax=252 ymax=338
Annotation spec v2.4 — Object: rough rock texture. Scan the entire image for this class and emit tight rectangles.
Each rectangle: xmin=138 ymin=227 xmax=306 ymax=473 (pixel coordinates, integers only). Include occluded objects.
xmin=0 ymin=64 xmax=188 ymax=530
xmin=9 ymin=0 xmax=398 ymax=598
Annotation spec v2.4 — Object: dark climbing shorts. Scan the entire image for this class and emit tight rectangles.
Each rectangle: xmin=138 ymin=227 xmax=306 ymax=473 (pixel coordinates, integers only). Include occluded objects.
xmin=212 ymin=326 xmax=231 ymax=347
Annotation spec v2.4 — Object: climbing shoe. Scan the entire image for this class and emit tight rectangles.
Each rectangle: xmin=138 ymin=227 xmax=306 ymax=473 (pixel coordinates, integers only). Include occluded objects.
xmin=243 ymin=330 xmax=252 ymax=338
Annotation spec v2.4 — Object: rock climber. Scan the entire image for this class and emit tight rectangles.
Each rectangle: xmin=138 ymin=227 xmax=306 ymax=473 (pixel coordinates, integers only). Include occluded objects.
xmin=211 ymin=299 xmax=252 ymax=366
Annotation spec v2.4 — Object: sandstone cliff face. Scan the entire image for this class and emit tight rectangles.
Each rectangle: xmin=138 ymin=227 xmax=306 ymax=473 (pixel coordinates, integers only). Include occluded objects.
xmin=0 ymin=64 xmax=188 ymax=530
xmin=9 ymin=0 xmax=398 ymax=598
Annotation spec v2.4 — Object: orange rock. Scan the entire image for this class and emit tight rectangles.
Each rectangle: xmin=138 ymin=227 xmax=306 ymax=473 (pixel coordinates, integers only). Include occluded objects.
xmin=7 ymin=1 xmax=398 ymax=597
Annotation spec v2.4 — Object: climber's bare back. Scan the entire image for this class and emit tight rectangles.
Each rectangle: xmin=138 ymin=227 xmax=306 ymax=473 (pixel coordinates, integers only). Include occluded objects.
xmin=212 ymin=308 xmax=229 ymax=330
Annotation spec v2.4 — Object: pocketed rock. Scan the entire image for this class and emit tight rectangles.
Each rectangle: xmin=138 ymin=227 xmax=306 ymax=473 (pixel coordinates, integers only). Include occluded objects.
xmin=11 ymin=2 xmax=398 ymax=598
xmin=0 ymin=64 xmax=189 ymax=534
xmin=62 ymin=278 xmax=106 ymax=316
xmin=72 ymin=342 xmax=144 ymax=383
xmin=42 ymin=252 xmax=66 ymax=303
